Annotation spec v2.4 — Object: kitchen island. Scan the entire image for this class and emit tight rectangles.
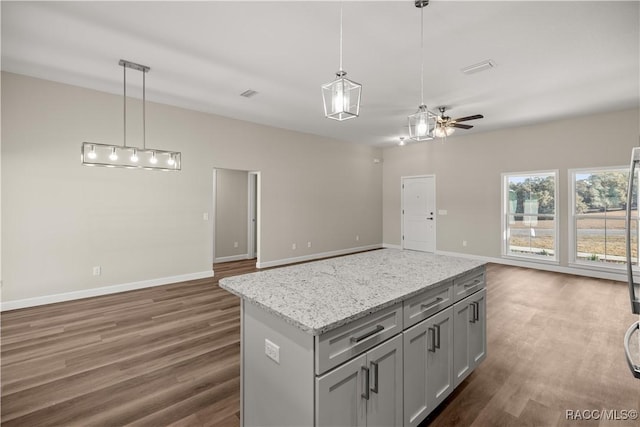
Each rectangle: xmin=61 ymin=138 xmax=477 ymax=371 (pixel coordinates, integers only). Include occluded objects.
xmin=220 ymin=249 xmax=486 ymax=427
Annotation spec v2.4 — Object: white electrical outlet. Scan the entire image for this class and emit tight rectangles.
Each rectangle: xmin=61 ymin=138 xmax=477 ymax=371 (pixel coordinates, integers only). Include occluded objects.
xmin=265 ymin=339 xmax=280 ymax=364
xmin=234 ymin=241 xmax=239 ymax=248
xmin=93 ymin=266 xmax=101 ymax=276
xmin=307 ymin=241 xmax=312 ymax=248
xmin=203 ymin=212 xmax=209 ymax=221
xmin=356 ymin=235 xmax=360 ymax=241
xmin=292 ymin=243 xmax=297 ymax=250
xmin=463 ymin=240 xmax=468 ymax=247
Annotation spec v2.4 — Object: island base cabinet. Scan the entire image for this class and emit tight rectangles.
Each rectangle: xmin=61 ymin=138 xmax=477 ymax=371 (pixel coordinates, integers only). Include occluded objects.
xmin=316 ymin=334 xmax=403 ymax=427
xmin=403 ymin=307 xmax=454 ymax=427
xmin=453 ymin=288 xmax=487 ymax=387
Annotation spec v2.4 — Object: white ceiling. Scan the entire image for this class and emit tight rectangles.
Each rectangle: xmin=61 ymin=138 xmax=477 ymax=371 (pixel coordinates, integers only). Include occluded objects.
xmin=2 ymin=1 xmax=639 ymax=147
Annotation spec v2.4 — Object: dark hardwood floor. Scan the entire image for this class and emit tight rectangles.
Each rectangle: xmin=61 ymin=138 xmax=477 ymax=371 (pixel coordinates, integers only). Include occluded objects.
xmin=2 ymin=260 xmax=639 ymax=426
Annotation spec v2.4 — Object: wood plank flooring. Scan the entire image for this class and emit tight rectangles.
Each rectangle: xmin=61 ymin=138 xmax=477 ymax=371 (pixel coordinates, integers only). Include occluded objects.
xmin=2 ymin=260 xmax=639 ymax=426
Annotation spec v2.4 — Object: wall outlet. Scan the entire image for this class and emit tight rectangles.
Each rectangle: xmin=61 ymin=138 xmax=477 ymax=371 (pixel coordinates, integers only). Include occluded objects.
xmin=93 ymin=266 xmax=101 ymax=276
xmin=265 ymin=339 xmax=280 ymax=364
xmin=463 ymin=240 xmax=468 ymax=247
xmin=203 ymin=212 xmax=209 ymax=221
xmin=307 ymin=241 xmax=312 ymax=248
xmin=356 ymin=235 xmax=360 ymax=241
xmin=292 ymin=243 xmax=297 ymax=250
xmin=234 ymin=241 xmax=239 ymax=248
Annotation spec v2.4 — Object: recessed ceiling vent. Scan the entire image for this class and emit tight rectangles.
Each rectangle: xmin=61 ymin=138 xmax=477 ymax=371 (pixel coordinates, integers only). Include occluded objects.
xmin=240 ymin=89 xmax=258 ymax=98
xmin=461 ymin=59 xmax=495 ymax=75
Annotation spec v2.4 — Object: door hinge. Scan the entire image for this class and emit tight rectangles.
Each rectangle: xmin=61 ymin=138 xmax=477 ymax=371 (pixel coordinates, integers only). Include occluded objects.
xmin=402 ymin=235 xmax=404 ymax=240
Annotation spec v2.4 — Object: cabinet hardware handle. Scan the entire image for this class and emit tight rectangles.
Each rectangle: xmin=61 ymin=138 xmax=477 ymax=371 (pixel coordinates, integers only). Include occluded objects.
xmin=624 ymin=321 xmax=640 ymax=379
xmin=469 ymin=303 xmax=476 ymax=323
xmin=434 ymin=323 xmax=441 ymax=350
xmin=463 ymin=279 xmax=481 ymax=288
xmin=361 ymin=366 xmax=370 ymax=400
xmin=474 ymin=302 xmax=480 ymax=321
xmin=371 ymin=361 xmax=379 ymax=394
xmin=428 ymin=327 xmax=436 ymax=352
xmin=420 ymin=297 xmax=443 ymax=312
xmin=350 ymin=325 xmax=384 ymax=343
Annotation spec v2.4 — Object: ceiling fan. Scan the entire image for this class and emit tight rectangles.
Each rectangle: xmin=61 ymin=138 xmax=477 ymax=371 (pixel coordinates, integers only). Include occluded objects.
xmin=434 ymin=107 xmax=484 ymax=138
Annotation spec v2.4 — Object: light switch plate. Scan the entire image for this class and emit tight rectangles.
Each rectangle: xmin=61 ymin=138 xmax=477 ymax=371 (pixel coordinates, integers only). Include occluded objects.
xmin=438 ymin=210 xmax=448 ymax=215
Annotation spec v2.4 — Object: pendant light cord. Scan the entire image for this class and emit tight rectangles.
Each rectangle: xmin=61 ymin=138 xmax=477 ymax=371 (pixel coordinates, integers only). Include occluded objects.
xmin=123 ymin=64 xmax=127 ymax=147
xmin=339 ymin=1 xmax=343 ymax=71
xmin=420 ymin=5 xmax=424 ymax=106
xmin=143 ymin=69 xmax=146 ymax=150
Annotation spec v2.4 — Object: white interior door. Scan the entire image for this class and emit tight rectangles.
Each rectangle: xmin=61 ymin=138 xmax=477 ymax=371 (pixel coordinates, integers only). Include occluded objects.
xmin=402 ymin=176 xmax=436 ymax=252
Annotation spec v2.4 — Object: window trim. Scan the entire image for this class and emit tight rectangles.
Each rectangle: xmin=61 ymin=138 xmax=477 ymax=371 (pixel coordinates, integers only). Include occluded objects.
xmin=501 ymin=170 xmax=559 ymax=264
xmin=568 ymin=166 xmax=636 ymax=271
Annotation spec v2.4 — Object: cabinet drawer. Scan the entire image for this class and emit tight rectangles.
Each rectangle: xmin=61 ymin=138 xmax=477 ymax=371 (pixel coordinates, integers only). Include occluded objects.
xmin=453 ymin=269 xmax=485 ymax=302
xmin=315 ymin=303 xmax=402 ymax=375
xmin=403 ymin=281 xmax=453 ymax=329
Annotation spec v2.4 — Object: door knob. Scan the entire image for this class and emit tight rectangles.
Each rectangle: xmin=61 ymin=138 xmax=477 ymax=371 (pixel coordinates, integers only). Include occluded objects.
xmin=427 ymin=217 xmax=434 ymax=220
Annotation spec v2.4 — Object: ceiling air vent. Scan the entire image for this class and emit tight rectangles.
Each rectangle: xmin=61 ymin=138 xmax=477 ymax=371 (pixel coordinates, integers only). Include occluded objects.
xmin=461 ymin=60 xmax=495 ymax=75
xmin=240 ymin=89 xmax=258 ymax=98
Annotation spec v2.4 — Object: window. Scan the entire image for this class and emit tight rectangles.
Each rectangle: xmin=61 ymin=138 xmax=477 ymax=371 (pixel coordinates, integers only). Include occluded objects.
xmin=570 ymin=167 xmax=638 ymax=268
xmin=502 ymin=171 xmax=558 ymax=262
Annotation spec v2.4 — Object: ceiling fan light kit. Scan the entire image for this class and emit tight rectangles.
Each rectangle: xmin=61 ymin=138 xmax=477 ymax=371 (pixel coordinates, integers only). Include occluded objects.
xmin=322 ymin=1 xmax=362 ymax=121
xmin=81 ymin=60 xmax=181 ymax=171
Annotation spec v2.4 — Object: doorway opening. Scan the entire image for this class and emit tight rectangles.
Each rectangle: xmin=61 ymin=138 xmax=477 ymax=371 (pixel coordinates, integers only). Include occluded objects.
xmin=212 ymin=168 xmax=260 ymax=266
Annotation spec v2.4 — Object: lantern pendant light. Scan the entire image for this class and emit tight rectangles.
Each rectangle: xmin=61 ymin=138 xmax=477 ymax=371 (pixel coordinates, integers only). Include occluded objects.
xmin=321 ymin=1 xmax=362 ymax=121
xmin=407 ymin=0 xmax=436 ymax=141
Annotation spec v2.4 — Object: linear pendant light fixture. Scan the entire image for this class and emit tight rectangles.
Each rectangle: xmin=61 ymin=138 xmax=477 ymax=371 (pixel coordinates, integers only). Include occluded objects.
xmin=407 ymin=0 xmax=436 ymax=141
xmin=81 ymin=60 xmax=181 ymax=171
xmin=321 ymin=1 xmax=362 ymax=121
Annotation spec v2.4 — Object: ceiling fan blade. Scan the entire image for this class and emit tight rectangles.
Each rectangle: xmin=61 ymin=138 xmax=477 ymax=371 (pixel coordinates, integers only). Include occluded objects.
xmin=452 ymin=123 xmax=473 ymax=129
xmin=454 ymin=114 xmax=484 ymax=122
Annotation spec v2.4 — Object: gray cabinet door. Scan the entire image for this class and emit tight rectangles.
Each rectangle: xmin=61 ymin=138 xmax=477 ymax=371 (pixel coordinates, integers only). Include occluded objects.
xmin=453 ymin=297 xmax=473 ymax=387
xmin=469 ymin=289 xmax=487 ymax=366
xmin=403 ymin=319 xmax=429 ymax=427
xmin=366 ymin=334 xmax=403 ymax=427
xmin=316 ymin=353 xmax=367 ymax=427
xmin=453 ymin=288 xmax=487 ymax=387
xmin=403 ymin=307 xmax=454 ymax=427
xmin=426 ymin=306 xmax=454 ymax=410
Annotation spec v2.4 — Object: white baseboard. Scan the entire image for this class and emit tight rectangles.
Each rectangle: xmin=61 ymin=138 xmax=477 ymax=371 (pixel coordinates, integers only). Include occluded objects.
xmin=1 ymin=270 xmax=214 ymax=311
xmin=215 ymin=254 xmax=250 ymax=263
xmin=435 ymin=250 xmax=629 ymax=282
xmin=382 ymin=243 xmax=402 ymax=250
xmin=257 ymin=244 xmax=383 ymax=269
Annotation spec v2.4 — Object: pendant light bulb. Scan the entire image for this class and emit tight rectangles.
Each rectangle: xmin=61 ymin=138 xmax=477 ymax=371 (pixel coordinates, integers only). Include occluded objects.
xmin=87 ymin=145 xmax=97 ymax=160
xmin=130 ymin=148 xmax=139 ymax=163
xmin=150 ymin=151 xmax=158 ymax=164
xmin=109 ymin=147 xmax=118 ymax=161
xmin=167 ymin=154 xmax=175 ymax=166
xmin=417 ymin=117 xmax=428 ymax=136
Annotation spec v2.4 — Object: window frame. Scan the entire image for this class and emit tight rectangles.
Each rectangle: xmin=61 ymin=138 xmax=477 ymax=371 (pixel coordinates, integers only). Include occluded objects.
xmin=568 ymin=166 xmax=637 ymax=272
xmin=501 ymin=170 xmax=559 ymax=264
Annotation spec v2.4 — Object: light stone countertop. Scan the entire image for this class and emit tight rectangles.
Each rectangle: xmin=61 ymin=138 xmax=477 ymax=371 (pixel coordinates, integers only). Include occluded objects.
xmin=219 ymin=249 xmax=485 ymax=335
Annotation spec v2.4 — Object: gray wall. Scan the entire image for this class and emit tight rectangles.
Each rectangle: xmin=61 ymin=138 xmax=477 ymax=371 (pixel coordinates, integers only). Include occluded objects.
xmin=215 ymin=168 xmax=248 ymax=260
xmin=1 ymin=72 xmax=383 ymax=302
xmin=382 ymin=107 xmax=640 ymax=270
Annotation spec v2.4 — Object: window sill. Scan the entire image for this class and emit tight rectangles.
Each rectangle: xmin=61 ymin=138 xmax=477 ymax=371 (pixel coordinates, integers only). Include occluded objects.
xmin=502 ymin=254 xmax=559 ymax=266
xmin=568 ymin=261 xmax=629 ymax=274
